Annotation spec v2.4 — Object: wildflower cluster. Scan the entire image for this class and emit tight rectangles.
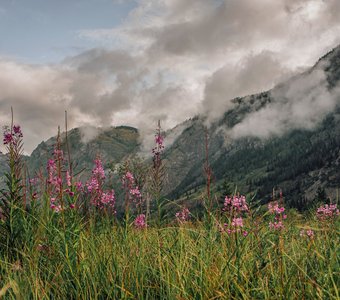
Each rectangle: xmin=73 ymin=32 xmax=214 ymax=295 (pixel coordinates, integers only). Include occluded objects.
xmin=86 ymin=158 xmax=115 ymax=210
xmin=152 ymin=130 xmax=164 ymax=156
xmin=47 ymin=149 xmax=77 ymax=212
xmin=122 ymin=171 xmax=142 ymax=206
xmin=316 ymin=203 xmax=339 ymax=220
xmin=300 ymin=229 xmax=315 ymax=239
xmin=86 ymin=159 xmax=105 ymax=194
xmin=222 ymin=195 xmax=249 ymax=236
xmin=2 ymin=124 xmax=24 ymax=183
xmin=175 ymin=207 xmax=190 ymax=223
xmin=268 ymin=201 xmax=287 ymax=231
xmin=134 ymin=214 xmax=147 ymax=229
xmin=47 ymin=150 xmax=63 ymax=212
xmin=223 ymin=195 xmax=249 ymax=213
xmin=3 ymin=125 xmax=23 ymax=146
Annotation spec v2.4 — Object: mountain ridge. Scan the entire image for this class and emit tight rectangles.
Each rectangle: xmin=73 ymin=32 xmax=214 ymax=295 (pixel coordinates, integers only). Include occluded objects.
xmin=1 ymin=45 xmax=339 ymax=210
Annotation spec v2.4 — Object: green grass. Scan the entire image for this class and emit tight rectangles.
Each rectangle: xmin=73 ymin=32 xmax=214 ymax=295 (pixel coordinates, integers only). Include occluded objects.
xmin=0 ymin=122 xmax=339 ymax=299
xmin=0 ymin=209 xmax=338 ymax=299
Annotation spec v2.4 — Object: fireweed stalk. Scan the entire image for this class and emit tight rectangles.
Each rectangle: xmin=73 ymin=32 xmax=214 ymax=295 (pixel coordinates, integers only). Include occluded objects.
xmin=149 ymin=121 xmax=165 ymax=225
xmin=85 ymin=158 xmax=116 ymax=216
xmin=2 ymin=124 xmax=24 ymax=205
xmin=46 ymin=131 xmax=67 ymax=215
xmin=175 ymin=207 xmax=191 ymax=224
xmin=222 ymin=194 xmax=249 ymax=237
xmin=316 ymin=203 xmax=339 ymax=235
xmin=121 ymin=171 xmax=143 ymax=228
xmin=218 ymin=194 xmax=250 ymax=280
xmin=0 ymin=119 xmax=27 ymax=256
xmin=268 ymin=190 xmax=286 ymax=297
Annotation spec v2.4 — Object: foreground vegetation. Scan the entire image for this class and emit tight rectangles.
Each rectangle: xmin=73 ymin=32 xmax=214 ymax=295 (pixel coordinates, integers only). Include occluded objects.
xmin=0 ymin=120 xmax=339 ymax=299
xmin=0 ymin=214 xmax=339 ymax=299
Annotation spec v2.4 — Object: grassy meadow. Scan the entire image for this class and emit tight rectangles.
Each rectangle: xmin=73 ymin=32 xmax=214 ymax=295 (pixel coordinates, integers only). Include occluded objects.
xmin=0 ymin=122 xmax=339 ymax=299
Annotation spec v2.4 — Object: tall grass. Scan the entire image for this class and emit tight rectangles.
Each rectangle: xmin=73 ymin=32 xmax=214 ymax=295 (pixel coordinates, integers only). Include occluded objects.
xmin=0 ymin=120 xmax=339 ymax=299
xmin=0 ymin=214 xmax=338 ymax=299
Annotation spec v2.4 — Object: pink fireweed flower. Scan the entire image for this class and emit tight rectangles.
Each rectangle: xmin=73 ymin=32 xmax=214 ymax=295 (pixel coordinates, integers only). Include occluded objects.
xmin=130 ymin=187 xmax=143 ymax=206
xmin=231 ymin=217 xmax=244 ymax=227
xmin=53 ymin=149 xmax=64 ymax=161
xmin=152 ymin=123 xmax=165 ymax=169
xmin=86 ymin=159 xmax=105 ymax=196
xmin=130 ymin=187 xmax=141 ymax=198
xmin=64 ymin=189 xmax=75 ymax=197
xmin=152 ymin=132 xmax=164 ymax=154
xmin=268 ymin=201 xmax=285 ymax=215
xmin=100 ymin=190 xmax=116 ymax=207
xmin=269 ymin=221 xmax=284 ymax=230
xmin=268 ymin=201 xmax=286 ymax=231
xmin=92 ymin=159 xmax=105 ymax=180
xmin=223 ymin=195 xmax=249 ymax=213
xmin=134 ymin=214 xmax=147 ymax=229
xmin=175 ymin=207 xmax=190 ymax=223
xmin=122 ymin=171 xmax=135 ymax=186
xmin=155 ymin=134 xmax=164 ymax=146
xmin=3 ymin=132 xmax=13 ymax=145
xmin=47 ymin=159 xmax=56 ymax=184
xmin=125 ymin=171 xmax=134 ymax=181
xmin=224 ymin=218 xmax=249 ymax=236
xmin=13 ymin=125 xmax=22 ymax=136
xmin=226 ymin=228 xmax=234 ymax=235
xmin=316 ymin=203 xmax=339 ymax=220
xmin=122 ymin=171 xmax=143 ymax=207
xmin=50 ymin=204 xmax=62 ymax=213
xmin=86 ymin=177 xmax=99 ymax=193
xmin=90 ymin=188 xmax=116 ymax=210
xmin=3 ymin=124 xmax=23 ymax=145
xmin=66 ymin=171 xmax=72 ymax=187
xmin=300 ymin=229 xmax=315 ymax=239
xmin=75 ymin=181 xmax=83 ymax=192
xmin=306 ymin=229 xmax=314 ymax=238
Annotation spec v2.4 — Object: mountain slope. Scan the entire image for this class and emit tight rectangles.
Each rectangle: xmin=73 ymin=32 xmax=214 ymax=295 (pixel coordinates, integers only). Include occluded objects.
xmin=164 ymin=45 xmax=340 ymax=207
xmin=2 ymin=45 xmax=339 ymax=210
xmin=28 ymin=126 xmax=140 ymax=178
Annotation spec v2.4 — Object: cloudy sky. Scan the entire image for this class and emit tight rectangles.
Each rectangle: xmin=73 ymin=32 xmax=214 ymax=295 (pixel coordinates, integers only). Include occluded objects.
xmin=0 ymin=0 xmax=340 ymax=153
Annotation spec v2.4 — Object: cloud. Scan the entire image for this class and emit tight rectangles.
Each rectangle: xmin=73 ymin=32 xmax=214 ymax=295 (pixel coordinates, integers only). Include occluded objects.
xmin=202 ymin=51 xmax=294 ymax=123
xmin=230 ymin=65 xmax=340 ymax=139
xmin=1 ymin=0 xmax=340 ymax=154
xmin=79 ymin=126 xmax=102 ymax=144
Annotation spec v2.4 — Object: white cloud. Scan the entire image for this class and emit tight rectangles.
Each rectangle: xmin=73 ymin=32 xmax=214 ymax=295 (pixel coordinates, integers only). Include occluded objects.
xmin=230 ymin=66 xmax=340 ymax=139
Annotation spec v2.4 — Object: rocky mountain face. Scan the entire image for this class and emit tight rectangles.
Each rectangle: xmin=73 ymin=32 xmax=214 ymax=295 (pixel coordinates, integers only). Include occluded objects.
xmin=27 ymin=126 xmax=140 ymax=179
xmin=1 ymin=45 xmax=339 ymax=210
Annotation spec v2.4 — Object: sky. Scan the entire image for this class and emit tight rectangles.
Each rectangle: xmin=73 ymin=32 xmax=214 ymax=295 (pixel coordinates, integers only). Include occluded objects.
xmin=0 ymin=0 xmax=340 ymax=153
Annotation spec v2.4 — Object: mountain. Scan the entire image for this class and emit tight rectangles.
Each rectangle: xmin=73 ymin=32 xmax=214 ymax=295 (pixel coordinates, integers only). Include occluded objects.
xmin=164 ymin=45 xmax=340 ymax=208
xmin=27 ymin=126 xmax=139 ymax=179
xmin=1 ymin=45 xmax=340 ymax=210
